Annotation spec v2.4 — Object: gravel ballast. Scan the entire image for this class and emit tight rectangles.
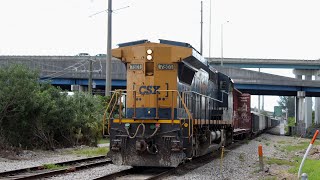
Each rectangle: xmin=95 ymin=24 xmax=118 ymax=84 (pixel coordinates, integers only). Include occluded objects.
xmin=1 ymin=129 xmax=314 ymax=179
xmin=167 ymin=133 xmax=300 ymax=180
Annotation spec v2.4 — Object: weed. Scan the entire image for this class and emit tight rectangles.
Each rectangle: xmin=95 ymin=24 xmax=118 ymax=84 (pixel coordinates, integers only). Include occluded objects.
xmin=266 ymin=157 xmax=297 ymax=166
xmin=239 ymin=153 xmax=245 ymax=162
xmin=261 ymin=177 xmax=277 ymax=180
xmin=43 ymin=164 xmax=64 ymax=170
xmin=265 ymin=142 xmax=270 ymax=146
xmin=253 ymin=168 xmax=261 ymax=173
xmin=98 ymin=138 xmax=110 ymax=144
xmin=282 ymin=144 xmax=309 ymax=152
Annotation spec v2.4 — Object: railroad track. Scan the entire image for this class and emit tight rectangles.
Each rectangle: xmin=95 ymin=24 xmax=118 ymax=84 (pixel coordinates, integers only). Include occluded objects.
xmin=93 ymin=166 xmax=175 ymax=180
xmin=0 ymin=155 xmax=111 ymax=180
xmin=94 ymin=140 xmax=246 ymax=180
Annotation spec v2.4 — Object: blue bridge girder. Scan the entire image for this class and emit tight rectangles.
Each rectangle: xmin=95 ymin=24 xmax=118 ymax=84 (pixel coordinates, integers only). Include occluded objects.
xmin=41 ymin=78 xmax=126 ymax=87
xmin=2 ymin=56 xmax=320 ymax=96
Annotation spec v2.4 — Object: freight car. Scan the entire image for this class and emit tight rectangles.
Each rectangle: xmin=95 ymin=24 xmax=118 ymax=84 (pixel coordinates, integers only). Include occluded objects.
xmin=104 ymin=39 xmax=279 ymax=167
xmin=232 ymin=90 xmax=279 ymax=138
xmin=251 ymin=111 xmax=279 ymax=135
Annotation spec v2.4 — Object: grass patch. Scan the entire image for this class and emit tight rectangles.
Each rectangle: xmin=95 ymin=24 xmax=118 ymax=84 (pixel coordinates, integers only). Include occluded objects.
xmin=298 ymin=140 xmax=320 ymax=146
xmin=43 ymin=163 xmax=65 ymax=170
xmin=71 ymin=147 xmax=109 ymax=157
xmin=98 ymin=138 xmax=110 ymax=144
xmin=277 ymin=140 xmax=286 ymax=144
xmin=280 ymin=141 xmax=316 ymax=152
xmin=282 ymin=144 xmax=307 ymax=152
xmin=289 ymin=158 xmax=320 ymax=179
xmin=260 ymin=177 xmax=277 ymax=180
xmin=266 ymin=157 xmax=297 ymax=166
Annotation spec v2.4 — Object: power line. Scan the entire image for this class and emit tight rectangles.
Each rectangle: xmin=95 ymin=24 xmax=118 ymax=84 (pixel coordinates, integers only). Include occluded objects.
xmin=42 ymin=60 xmax=89 ymax=80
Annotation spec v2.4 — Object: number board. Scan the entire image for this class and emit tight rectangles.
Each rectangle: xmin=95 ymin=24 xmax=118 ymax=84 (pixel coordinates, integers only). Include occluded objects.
xmin=158 ymin=64 xmax=174 ymax=70
xmin=129 ymin=64 xmax=142 ymax=70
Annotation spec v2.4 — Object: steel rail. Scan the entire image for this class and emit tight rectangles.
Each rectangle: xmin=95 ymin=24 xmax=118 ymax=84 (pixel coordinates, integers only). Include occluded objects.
xmin=93 ymin=167 xmax=174 ymax=180
xmin=0 ymin=155 xmax=110 ymax=180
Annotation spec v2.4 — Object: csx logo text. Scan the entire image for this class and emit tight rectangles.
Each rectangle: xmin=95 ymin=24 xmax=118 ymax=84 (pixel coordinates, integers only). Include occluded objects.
xmin=139 ymin=86 xmax=160 ymax=95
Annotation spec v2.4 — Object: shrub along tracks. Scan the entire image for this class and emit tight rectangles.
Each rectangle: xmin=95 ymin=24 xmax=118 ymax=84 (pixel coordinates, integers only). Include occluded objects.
xmin=0 ymin=155 xmax=110 ymax=180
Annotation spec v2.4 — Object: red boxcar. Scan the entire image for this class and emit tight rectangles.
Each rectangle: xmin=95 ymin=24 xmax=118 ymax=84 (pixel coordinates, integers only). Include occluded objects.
xmin=233 ymin=90 xmax=252 ymax=137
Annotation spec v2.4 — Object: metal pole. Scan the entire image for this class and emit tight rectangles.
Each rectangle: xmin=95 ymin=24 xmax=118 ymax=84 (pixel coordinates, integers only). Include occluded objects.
xmin=262 ymin=95 xmax=264 ymax=111
xmin=200 ymin=1 xmax=203 ymax=55
xmin=105 ymin=0 xmax=112 ymax=96
xmin=258 ymin=68 xmax=260 ymax=114
xmin=208 ymin=0 xmax=212 ymax=59
xmin=220 ymin=24 xmax=223 ymax=66
xmin=88 ymin=59 xmax=93 ymax=95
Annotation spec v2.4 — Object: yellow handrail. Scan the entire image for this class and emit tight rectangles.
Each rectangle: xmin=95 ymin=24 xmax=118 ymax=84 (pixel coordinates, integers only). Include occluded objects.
xmin=102 ymin=92 xmax=117 ymax=136
xmin=102 ymin=89 xmax=137 ymax=135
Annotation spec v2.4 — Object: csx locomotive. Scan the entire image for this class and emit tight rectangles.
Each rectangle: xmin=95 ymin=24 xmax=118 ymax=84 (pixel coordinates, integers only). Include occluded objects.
xmin=105 ymin=39 xmax=235 ymax=167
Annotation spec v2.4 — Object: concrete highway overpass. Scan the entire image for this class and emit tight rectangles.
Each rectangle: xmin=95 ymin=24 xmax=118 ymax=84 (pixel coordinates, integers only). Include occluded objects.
xmin=214 ymin=66 xmax=320 ymax=97
xmin=0 ymin=56 xmax=126 ymax=92
xmin=1 ymin=56 xmax=320 ymax=96
xmin=208 ymin=57 xmax=320 ymax=69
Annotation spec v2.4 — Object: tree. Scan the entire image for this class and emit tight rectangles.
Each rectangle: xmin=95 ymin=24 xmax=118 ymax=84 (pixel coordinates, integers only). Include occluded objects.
xmin=0 ymin=65 xmax=106 ymax=150
xmin=0 ymin=65 xmax=39 ymax=147
xmin=277 ymin=96 xmax=295 ymax=117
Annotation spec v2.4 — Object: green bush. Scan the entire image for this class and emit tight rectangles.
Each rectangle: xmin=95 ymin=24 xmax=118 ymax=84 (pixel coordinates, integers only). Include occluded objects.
xmin=0 ymin=65 xmax=106 ymax=150
xmin=287 ymin=117 xmax=295 ymax=127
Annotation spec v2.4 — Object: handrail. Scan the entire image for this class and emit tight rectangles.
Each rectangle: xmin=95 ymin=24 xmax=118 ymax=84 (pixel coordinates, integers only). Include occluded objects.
xmin=156 ymin=90 xmax=193 ymax=138
xmin=119 ymin=90 xmax=123 ymax=123
xmin=102 ymin=92 xmax=117 ymax=136
xmin=113 ymin=89 xmax=137 ymax=119
xmin=103 ymin=89 xmax=138 ymax=136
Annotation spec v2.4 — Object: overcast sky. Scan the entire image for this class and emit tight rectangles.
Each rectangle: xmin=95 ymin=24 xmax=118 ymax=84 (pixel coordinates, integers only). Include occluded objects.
xmin=1 ymin=0 xmax=319 ymax=111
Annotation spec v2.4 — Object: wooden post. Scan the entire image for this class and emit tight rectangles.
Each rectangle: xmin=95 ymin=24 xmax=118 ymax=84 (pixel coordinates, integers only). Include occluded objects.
xmin=258 ymin=144 xmax=264 ymax=171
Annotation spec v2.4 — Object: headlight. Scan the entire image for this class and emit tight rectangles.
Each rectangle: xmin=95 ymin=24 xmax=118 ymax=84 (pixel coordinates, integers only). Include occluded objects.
xmin=147 ymin=49 xmax=153 ymax=54
xmin=146 ymin=55 xmax=153 ymax=61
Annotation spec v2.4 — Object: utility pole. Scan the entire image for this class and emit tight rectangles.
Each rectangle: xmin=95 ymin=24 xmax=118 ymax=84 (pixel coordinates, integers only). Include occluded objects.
xmin=88 ymin=59 xmax=93 ymax=95
xmin=220 ymin=21 xmax=229 ymax=66
xmin=258 ymin=68 xmax=261 ymax=114
xmin=105 ymin=0 xmax=112 ymax=96
xmin=208 ymin=0 xmax=212 ymax=58
xmin=200 ymin=1 xmax=203 ymax=55
xmin=220 ymin=24 xmax=224 ymax=66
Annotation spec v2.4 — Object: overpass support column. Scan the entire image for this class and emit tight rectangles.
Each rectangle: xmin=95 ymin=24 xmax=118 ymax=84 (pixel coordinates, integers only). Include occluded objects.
xmin=315 ymin=75 xmax=320 ymax=125
xmin=71 ymin=85 xmax=85 ymax=92
xmin=297 ymin=91 xmax=306 ymax=136
xmin=305 ymin=75 xmax=313 ymax=128
xmin=295 ymin=74 xmax=302 ymax=125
